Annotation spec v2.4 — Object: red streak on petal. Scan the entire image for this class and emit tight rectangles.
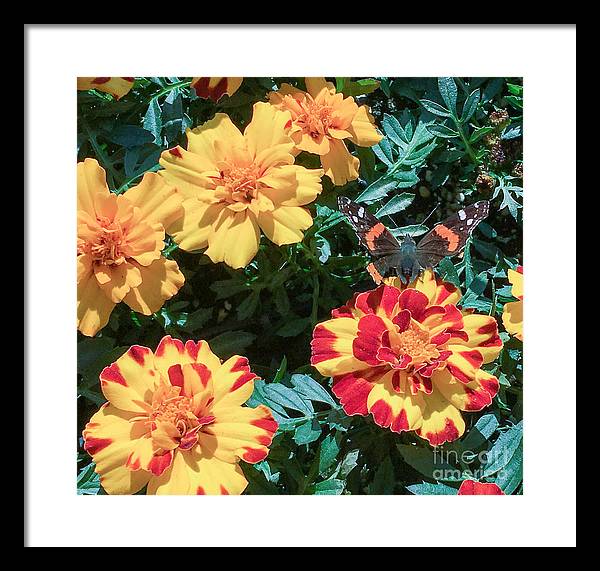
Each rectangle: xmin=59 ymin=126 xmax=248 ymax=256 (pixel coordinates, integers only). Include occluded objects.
xmin=168 ymin=364 xmax=185 ymax=387
xmin=190 ymin=363 xmax=212 ymax=387
xmin=425 ymin=419 xmax=460 ymax=446
xmin=242 ymin=447 xmax=267 ymax=464
xmin=219 ymin=485 xmax=229 ymax=495
xmin=185 ymin=340 xmax=201 ymax=361
xmin=128 ymin=345 xmax=148 ymax=366
xmin=121 ymin=77 xmax=135 ymax=82
xmin=210 ymin=78 xmax=228 ymax=102
xmin=169 ymin=147 xmax=183 ymax=158
xmin=193 ymin=77 xmax=210 ymax=98
xmin=477 ymin=321 xmax=498 ymax=335
xmin=284 ymin=119 xmax=293 ymax=129
xmin=435 ymin=282 xmax=458 ymax=305
xmin=91 ymin=77 xmax=111 ymax=84
xmin=310 ymin=324 xmax=341 ymax=364
xmin=332 ymin=373 xmax=373 ymax=416
xmin=256 ymin=434 xmax=272 ymax=446
xmin=446 ymin=362 xmax=472 ymax=384
xmin=155 ymin=335 xmax=184 ymax=357
xmin=126 ymin=452 xmax=141 ymax=471
xmin=148 ymin=451 xmax=173 ymax=476
xmin=251 ymin=417 xmax=278 ymax=433
xmin=458 ymin=480 xmax=505 ymax=495
xmin=370 ymin=399 xmax=394 ymax=428
xmin=84 ymin=436 xmax=112 ymax=455
xmin=459 ymin=349 xmax=484 ymax=369
xmin=196 ymin=486 xmax=206 ymax=495
xmin=398 ymin=289 xmax=429 ymax=320
xmin=391 ymin=409 xmax=409 ymax=432
xmin=101 ymin=363 xmax=127 ymax=386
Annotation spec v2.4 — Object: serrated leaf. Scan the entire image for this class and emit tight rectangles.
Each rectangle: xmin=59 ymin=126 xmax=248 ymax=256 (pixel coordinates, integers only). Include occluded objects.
xmin=427 ymin=123 xmax=460 ymax=139
xmin=407 ymin=482 xmax=458 ymax=495
xmin=382 ymin=113 xmax=408 ymax=146
xmin=143 ymin=98 xmax=162 ymax=144
xmin=375 ymin=193 xmax=415 ymax=217
xmin=262 ymin=383 xmax=314 ymax=415
xmin=290 ymin=374 xmax=338 ymax=407
xmin=420 ymin=99 xmax=452 ymax=118
xmin=438 ymin=77 xmax=458 ymax=114
xmin=293 ymin=418 xmax=321 ymax=445
xmin=314 ymin=478 xmax=345 ymax=495
xmin=319 ymin=434 xmax=341 ymax=475
xmin=482 ymin=421 xmax=523 ymax=477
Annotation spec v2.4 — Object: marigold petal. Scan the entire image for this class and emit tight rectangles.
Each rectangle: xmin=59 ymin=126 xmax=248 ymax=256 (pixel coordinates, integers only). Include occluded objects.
xmin=122 ymin=258 xmax=184 ymax=315
xmin=77 ymin=271 xmax=116 ymax=337
xmin=77 ymin=77 xmax=134 ymax=100
xmin=94 ymin=261 xmax=142 ymax=303
xmin=458 ymin=480 xmax=505 ymax=495
xmin=461 ymin=315 xmax=503 ymax=362
xmin=198 ymin=404 xmax=276 ymax=464
xmin=99 ymin=344 xmax=159 ymax=413
xmin=122 ymin=172 xmax=183 ymax=230
xmin=244 ymin=103 xmax=295 ymax=167
xmin=434 ymin=367 xmax=499 ymax=412
xmin=311 ymin=318 xmax=366 ymax=376
xmin=320 ymin=138 xmax=359 ymax=185
xmin=77 ymin=158 xmax=114 ymax=218
xmin=204 ymin=209 xmax=260 ymax=269
xmin=305 ymin=77 xmax=336 ymax=98
xmin=366 ymin=370 xmax=424 ymax=432
xmin=185 ymin=452 xmax=249 ymax=495
xmin=191 ymin=77 xmax=242 ymax=101
xmin=508 ymin=268 xmax=523 ymax=300
xmin=353 ymin=284 xmax=401 ymax=319
xmin=146 ymin=449 xmax=191 ymax=494
xmin=154 ymin=336 xmax=220 ymax=377
xmin=416 ymin=390 xmax=465 ymax=446
xmin=502 ymin=300 xmax=523 ymax=341
xmin=210 ymin=355 xmax=258 ymax=408
xmin=259 ymin=165 xmax=324 ymax=209
xmin=82 ymin=404 xmax=151 ymax=494
xmin=331 ymin=370 xmax=376 ymax=416
xmin=258 ymin=205 xmax=313 ymax=246
xmin=348 ymin=105 xmax=382 ymax=147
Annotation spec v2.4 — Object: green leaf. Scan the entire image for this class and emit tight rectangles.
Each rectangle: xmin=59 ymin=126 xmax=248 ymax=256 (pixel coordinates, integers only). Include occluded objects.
xmin=437 ymin=258 xmax=460 ymax=287
xmin=438 ymin=77 xmax=458 ymax=114
xmin=391 ymin=224 xmax=429 ymax=238
xmin=318 ymin=434 xmax=341 ymax=475
xmin=143 ymin=97 xmax=163 ymax=144
xmin=208 ymin=331 xmax=256 ymax=359
xmin=290 ymin=374 xmax=338 ymax=407
xmin=341 ymin=78 xmax=380 ymax=97
xmin=276 ymin=317 xmax=310 ymax=337
xmin=314 ymin=478 xmax=345 ymax=495
xmin=375 ymin=193 xmax=415 ymax=217
xmin=293 ymin=418 xmax=321 ymax=445
xmin=356 ymin=177 xmax=398 ymax=203
xmin=382 ymin=113 xmax=408 ymax=146
xmin=460 ymin=414 xmax=499 ymax=451
xmin=461 ymin=89 xmax=481 ymax=123
xmin=397 ymin=444 xmax=459 ymax=481
xmin=482 ymin=421 xmax=523 ymax=477
xmin=369 ymin=457 xmax=395 ymax=494
xmin=262 ymin=383 xmax=314 ymax=415
xmin=420 ymin=99 xmax=452 ymax=118
xmin=77 ymin=463 xmax=101 ymax=495
xmin=106 ymin=125 xmax=154 ymax=148
xmin=406 ymin=482 xmax=458 ymax=495
xmin=427 ymin=123 xmax=460 ymax=139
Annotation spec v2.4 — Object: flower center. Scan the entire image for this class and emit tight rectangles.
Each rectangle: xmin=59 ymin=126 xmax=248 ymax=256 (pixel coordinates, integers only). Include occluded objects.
xmin=391 ymin=323 xmax=440 ymax=366
xmin=297 ymin=100 xmax=333 ymax=139
xmin=90 ymin=217 xmax=126 ymax=265
xmin=216 ymin=164 xmax=262 ymax=204
xmin=151 ymin=391 xmax=195 ymax=433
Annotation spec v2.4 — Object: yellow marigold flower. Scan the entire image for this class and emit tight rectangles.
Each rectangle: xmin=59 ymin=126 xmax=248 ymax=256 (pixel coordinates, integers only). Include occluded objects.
xmin=77 ymin=159 xmax=185 ymax=337
xmin=77 ymin=77 xmax=135 ymax=100
xmin=158 ymin=102 xmax=324 ymax=269
xmin=502 ymin=266 xmax=523 ymax=340
xmin=191 ymin=77 xmax=243 ymax=101
xmin=310 ymin=270 xmax=503 ymax=446
xmin=82 ymin=335 xmax=278 ymax=495
xmin=268 ymin=77 xmax=382 ymax=186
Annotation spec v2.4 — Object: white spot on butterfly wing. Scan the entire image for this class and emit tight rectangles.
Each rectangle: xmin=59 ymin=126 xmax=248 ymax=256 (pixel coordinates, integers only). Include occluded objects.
xmin=467 ymin=219 xmax=473 ymax=226
xmin=352 ymin=216 xmax=359 ymax=223
xmin=458 ymin=210 xmax=467 ymax=220
xmin=358 ymin=207 xmax=365 ymax=217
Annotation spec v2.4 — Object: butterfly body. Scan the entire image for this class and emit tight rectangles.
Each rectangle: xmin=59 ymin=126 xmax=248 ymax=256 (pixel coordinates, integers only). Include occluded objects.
xmin=338 ymin=196 xmax=490 ymax=284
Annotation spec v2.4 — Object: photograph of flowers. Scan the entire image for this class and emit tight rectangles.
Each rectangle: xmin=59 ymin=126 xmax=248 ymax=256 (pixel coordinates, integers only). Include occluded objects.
xmin=76 ymin=76 xmax=524 ymax=496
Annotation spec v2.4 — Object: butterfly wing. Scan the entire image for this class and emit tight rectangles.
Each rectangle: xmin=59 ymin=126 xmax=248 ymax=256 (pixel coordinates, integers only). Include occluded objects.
xmin=416 ymin=200 xmax=490 ymax=268
xmin=338 ymin=196 xmax=400 ymax=257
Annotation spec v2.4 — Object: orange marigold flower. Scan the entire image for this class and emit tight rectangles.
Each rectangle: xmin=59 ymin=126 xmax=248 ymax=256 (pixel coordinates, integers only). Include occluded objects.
xmin=310 ymin=270 xmax=503 ymax=446
xmin=77 ymin=77 xmax=135 ymax=100
xmin=502 ymin=266 xmax=523 ymax=341
xmin=458 ymin=480 xmax=505 ymax=495
xmin=191 ymin=77 xmax=243 ymax=101
xmin=77 ymin=159 xmax=185 ymax=337
xmin=158 ymin=102 xmax=324 ymax=269
xmin=82 ymin=335 xmax=278 ymax=495
xmin=268 ymin=77 xmax=382 ymax=185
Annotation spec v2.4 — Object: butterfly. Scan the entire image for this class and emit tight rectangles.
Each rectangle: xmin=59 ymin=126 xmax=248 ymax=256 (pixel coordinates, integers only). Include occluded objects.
xmin=338 ymin=196 xmax=490 ymax=284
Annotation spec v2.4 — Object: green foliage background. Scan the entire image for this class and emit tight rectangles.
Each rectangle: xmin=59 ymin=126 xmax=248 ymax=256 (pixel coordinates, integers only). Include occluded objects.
xmin=77 ymin=77 xmax=523 ymax=495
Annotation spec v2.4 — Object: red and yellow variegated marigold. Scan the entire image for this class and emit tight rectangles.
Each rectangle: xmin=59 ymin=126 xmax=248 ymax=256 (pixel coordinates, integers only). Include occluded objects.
xmin=458 ymin=480 xmax=505 ymax=495
xmin=310 ymin=270 xmax=503 ymax=446
xmin=77 ymin=159 xmax=185 ymax=336
xmin=502 ymin=266 xmax=523 ymax=341
xmin=77 ymin=77 xmax=135 ymax=100
xmin=191 ymin=77 xmax=243 ymax=101
xmin=268 ymin=78 xmax=382 ymax=185
xmin=82 ymin=335 xmax=277 ymax=495
xmin=158 ymin=102 xmax=324 ymax=269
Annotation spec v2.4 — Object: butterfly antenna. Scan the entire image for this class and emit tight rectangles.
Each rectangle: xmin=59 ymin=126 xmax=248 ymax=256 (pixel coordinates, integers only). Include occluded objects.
xmin=420 ymin=204 xmax=439 ymax=226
